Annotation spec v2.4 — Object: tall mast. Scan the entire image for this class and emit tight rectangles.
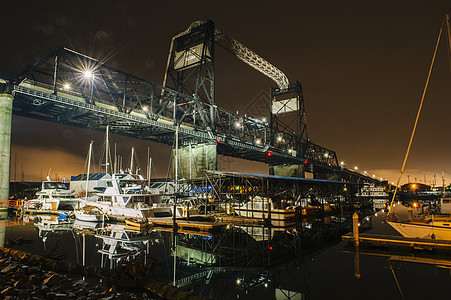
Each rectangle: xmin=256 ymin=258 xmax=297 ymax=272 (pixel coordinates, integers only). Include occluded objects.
xmin=85 ymin=141 xmax=93 ymax=201
xmin=446 ymin=13 xmax=451 ymax=53
xmin=114 ymin=143 xmax=117 ymax=174
xmin=130 ymin=146 xmax=135 ymax=174
xmin=105 ymin=125 xmax=110 ymax=174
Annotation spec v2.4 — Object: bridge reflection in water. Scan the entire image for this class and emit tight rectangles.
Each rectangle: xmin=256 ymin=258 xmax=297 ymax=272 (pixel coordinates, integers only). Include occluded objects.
xmin=14 ymin=208 xmax=362 ymax=300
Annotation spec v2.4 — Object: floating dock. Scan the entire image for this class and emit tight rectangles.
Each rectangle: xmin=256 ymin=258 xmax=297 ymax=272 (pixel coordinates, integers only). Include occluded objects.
xmin=151 ymin=217 xmax=226 ymax=232
xmin=342 ymin=232 xmax=451 ymax=251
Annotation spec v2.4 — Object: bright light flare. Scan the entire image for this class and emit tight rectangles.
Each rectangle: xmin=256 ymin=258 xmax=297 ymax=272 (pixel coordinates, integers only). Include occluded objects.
xmin=63 ymin=83 xmax=71 ymax=90
xmin=83 ymin=70 xmax=93 ymax=79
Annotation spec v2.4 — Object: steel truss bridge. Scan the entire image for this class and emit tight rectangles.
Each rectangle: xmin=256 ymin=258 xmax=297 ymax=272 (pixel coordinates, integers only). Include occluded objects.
xmin=0 ymin=20 xmax=381 ymax=184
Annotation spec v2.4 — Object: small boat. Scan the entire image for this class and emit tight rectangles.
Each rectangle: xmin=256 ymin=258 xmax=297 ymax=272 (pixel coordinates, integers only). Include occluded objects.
xmin=234 ymin=196 xmax=297 ymax=227
xmin=125 ymin=217 xmax=148 ymax=229
xmin=74 ymin=205 xmax=107 ymax=222
xmin=25 ymin=179 xmax=80 ymax=210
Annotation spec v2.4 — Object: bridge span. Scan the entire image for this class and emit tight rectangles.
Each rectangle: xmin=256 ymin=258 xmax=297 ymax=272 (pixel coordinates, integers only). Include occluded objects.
xmin=0 ymin=20 xmax=385 ymax=199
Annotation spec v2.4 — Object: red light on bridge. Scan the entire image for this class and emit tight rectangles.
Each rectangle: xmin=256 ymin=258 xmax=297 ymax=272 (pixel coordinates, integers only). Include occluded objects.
xmin=269 ymin=246 xmax=273 ymax=250
xmin=303 ymin=160 xmax=308 ymax=164
xmin=266 ymin=152 xmax=272 ymax=157
xmin=216 ymin=139 xmax=221 ymax=143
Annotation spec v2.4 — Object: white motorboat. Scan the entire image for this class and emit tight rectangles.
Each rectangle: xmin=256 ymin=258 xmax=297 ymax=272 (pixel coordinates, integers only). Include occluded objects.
xmin=80 ymin=173 xmax=172 ymax=219
xmin=25 ymin=180 xmax=80 ymax=210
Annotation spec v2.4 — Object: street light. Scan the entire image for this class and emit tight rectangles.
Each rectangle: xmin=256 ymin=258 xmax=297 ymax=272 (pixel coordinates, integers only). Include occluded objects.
xmin=83 ymin=70 xmax=93 ymax=79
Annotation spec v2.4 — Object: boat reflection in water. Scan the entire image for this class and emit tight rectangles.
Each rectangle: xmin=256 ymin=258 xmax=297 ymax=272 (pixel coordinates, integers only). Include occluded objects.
xmin=95 ymin=224 xmax=162 ymax=269
xmin=6 ymin=204 xmax=359 ymax=299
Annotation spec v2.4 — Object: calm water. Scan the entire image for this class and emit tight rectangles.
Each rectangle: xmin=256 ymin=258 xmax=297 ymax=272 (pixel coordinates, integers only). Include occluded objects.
xmin=1 ymin=205 xmax=450 ymax=300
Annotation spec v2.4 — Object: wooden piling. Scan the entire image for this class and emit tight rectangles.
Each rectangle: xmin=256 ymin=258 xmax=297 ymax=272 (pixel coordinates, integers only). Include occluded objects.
xmin=352 ymin=212 xmax=359 ymax=249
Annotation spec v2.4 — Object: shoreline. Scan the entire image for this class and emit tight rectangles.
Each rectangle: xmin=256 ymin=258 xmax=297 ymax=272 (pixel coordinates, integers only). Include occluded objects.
xmin=0 ymin=247 xmax=207 ymax=300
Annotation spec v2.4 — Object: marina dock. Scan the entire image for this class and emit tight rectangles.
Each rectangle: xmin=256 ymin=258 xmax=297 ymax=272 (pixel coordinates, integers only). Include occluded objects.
xmin=342 ymin=232 xmax=451 ymax=251
xmin=151 ymin=217 xmax=226 ymax=232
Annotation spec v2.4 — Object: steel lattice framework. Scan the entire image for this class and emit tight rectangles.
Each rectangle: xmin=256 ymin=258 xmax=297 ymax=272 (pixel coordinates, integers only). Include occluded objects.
xmin=0 ymin=21 xmax=386 ymax=183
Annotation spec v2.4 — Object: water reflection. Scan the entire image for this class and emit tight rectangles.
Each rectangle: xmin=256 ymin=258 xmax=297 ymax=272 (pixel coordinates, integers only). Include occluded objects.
xmin=2 ymin=210 xmax=363 ymax=299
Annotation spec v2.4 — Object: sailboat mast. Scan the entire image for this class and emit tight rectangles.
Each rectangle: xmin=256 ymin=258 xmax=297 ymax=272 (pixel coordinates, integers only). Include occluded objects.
xmin=130 ymin=147 xmax=135 ymax=174
xmin=446 ymin=13 xmax=451 ymax=53
xmin=105 ymin=125 xmax=110 ymax=174
xmin=85 ymin=141 xmax=93 ymax=200
xmin=114 ymin=143 xmax=117 ymax=174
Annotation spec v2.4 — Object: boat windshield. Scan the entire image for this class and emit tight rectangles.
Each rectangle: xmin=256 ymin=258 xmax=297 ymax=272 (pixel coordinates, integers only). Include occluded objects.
xmin=43 ymin=182 xmax=67 ymax=190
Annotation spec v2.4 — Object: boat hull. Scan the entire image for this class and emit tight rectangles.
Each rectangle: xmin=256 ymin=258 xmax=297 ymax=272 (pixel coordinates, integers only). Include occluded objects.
xmin=75 ymin=211 xmax=105 ymax=222
xmin=387 ymin=221 xmax=451 ymax=240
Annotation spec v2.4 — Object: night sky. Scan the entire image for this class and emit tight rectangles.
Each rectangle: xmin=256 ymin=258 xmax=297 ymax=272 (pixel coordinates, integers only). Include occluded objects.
xmin=1 ymin=1 xmax=450 ymax=185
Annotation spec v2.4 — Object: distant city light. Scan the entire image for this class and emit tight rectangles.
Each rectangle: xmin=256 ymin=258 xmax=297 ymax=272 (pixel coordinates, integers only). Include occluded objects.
xmin=354 ymin=166 xmax=358 ymax=171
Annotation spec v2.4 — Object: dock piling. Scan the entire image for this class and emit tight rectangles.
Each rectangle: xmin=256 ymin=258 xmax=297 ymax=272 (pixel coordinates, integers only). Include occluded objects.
xmin=352 ymin=212 xmax=359 ymax=249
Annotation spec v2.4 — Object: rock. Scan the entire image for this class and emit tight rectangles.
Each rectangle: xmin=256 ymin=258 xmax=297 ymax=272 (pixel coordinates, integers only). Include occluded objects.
xmin=13 ymin=279 xmax=26 ymax=287
xmin=1 ymin=286 xmax=19 ymax=296
xmin=1 ymin=264 xmax=18 ymax=274
xmin=29 ymin=274 xmax=41 ymax=285
xmin=75 ymin=296 xmax=87 ymax=300
xmin=42 ymin=274 xmax=62 ymax=287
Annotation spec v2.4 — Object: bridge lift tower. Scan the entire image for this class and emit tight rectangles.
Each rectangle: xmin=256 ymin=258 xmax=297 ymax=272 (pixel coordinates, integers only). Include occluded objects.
xmin=162 ymin=20 xmax=339 ymax=179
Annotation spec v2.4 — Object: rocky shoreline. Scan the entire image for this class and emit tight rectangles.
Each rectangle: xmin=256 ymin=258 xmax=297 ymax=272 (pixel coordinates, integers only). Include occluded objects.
xmin=0 ymin=247 xmax=207 ymax=300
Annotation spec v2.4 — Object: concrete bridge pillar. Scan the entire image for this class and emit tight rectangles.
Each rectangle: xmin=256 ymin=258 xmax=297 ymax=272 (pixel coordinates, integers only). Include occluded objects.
xmin=172 ymin=142 xmax=217 ymax=179
xmin=269 ymin=164 xmax=305 ymax=178
xmin=0 ymin=94 xmax=12 ymax=201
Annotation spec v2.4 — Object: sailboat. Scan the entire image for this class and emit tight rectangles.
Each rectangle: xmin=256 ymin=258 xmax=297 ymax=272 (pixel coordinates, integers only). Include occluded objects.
xmin=387 ymin=12 xmax=451 ymax=240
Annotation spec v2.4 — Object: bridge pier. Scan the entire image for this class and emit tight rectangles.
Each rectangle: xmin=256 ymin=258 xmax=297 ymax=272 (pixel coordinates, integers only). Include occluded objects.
xmin=172 ymin=142 xmax=217 ymax=179
xmin=269 ymin=164 xmax=305 ymax=178
xmin=0 ymin=94 xmax=12 ymax=201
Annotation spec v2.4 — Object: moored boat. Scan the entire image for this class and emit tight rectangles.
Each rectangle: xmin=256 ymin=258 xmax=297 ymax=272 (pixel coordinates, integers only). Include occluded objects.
xmin=24 ymin=179 xmax=80 ymax=210
xmin=80 ymin=173 xmax=173 ymax=220
xmin=74 ymin=205 xmax=107 ymax=222
xmin=234 ymin=196 xmax=297 ymax=227
xmin=125 ymin=217 xmax=148 ymax=229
